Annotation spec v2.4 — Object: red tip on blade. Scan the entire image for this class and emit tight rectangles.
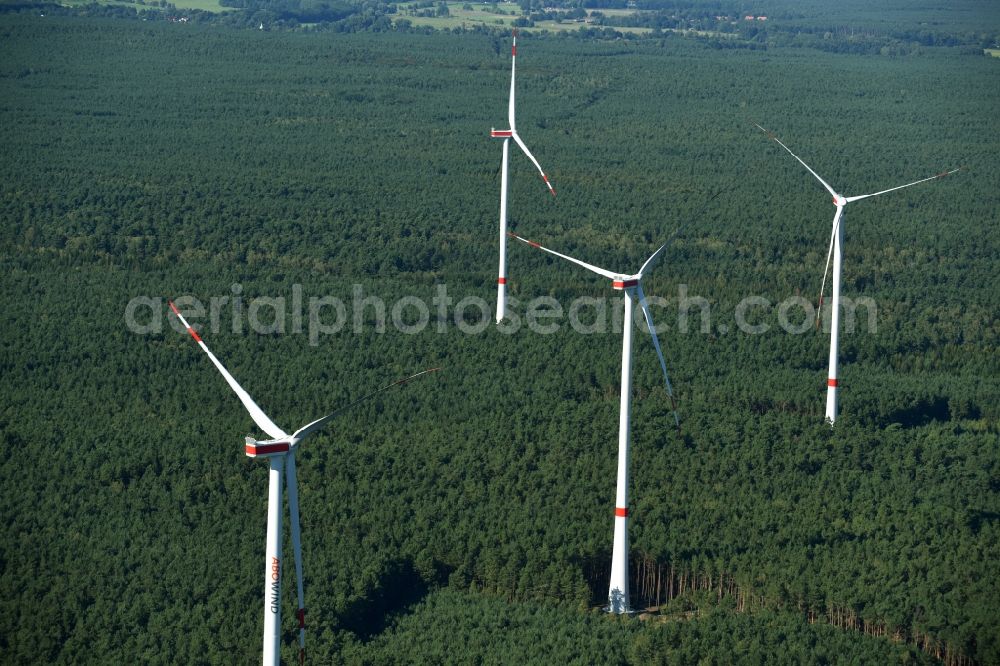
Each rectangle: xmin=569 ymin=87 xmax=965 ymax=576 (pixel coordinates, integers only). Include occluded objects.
xmin=512 ymin=28 xmax=518 ymax=37
xmin=528 ymin=240 xmax=541 ymax=248
xmin=299 ymin=649 xmax=305 ymax=666
xmin=542 ymin=176 xmax=556 ymax=196
xmin=297 ymin=609 xmax=306 ymax=628
xmin=512 ymin=45 xmax=516 ymax=56
xmin=169 ymin=300 xmax=202 ymax=341
xmin=935 ymin=171 xmax=951 ymax=178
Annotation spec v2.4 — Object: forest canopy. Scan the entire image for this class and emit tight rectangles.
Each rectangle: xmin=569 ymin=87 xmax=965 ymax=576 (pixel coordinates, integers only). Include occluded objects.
xmin=0 ymin=6 xmax=998 ymax=665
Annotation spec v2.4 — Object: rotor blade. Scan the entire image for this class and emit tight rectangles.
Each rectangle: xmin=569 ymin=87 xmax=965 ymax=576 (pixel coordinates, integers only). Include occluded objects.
xmin=510 ymin=131 xmax=556 ymax=196
xmin=285 ymin=453 xmax=306 ymax=666
xmin=290 ymin=368 xmax=441 ymax=441
xmin=637 ymin=188 xmax=726 ymax=278
xmin=815 ymin=207 xmax=843 ymax=327
xmin=755 ymin=122 xmax=839 ymax=200
xmin=507 ymin=231 xmax=619 ymax=281
xmin=508 ymin=29 xmax=517 ymax=129
xmin=844 ymin=167 xmax=961 ymax=203
xmin=636 ymin=285 xmax=679 ymax=428
xmin=168 ymin=301 xmax=288 ymax=440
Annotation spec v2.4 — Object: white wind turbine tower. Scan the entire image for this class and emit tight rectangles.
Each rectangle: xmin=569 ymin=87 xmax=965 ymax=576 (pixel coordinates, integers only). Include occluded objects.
xmin=168 ymin=301 xmax=437 ymax=665
xmin=508 ymin=234 xmax=681 ymax=614
xmin=490 ymin=28 xmax=556 ymax=323
xmin=509 ymin=193 xmax=719 ymax=612
xmin=756 ymin=123 xmax=959 ymax=424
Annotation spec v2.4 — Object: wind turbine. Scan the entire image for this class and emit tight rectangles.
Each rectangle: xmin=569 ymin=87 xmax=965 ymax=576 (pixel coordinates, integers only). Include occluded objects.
xmin=490 ymin=28 xmax=556 ymax=323
xmin=508 ymin=234 xmax=680 ymax=614
xmin=509 ymin=192 xmax=720 ymax=612
xmin=167 ymin=301 xmax=437 ymax=665
xmin=755 ymin=123 xmax=959 ymax=423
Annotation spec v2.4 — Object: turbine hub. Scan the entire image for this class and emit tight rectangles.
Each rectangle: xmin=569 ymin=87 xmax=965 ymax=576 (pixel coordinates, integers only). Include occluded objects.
xmin=833 ymin=195 xmax=847 ymax=207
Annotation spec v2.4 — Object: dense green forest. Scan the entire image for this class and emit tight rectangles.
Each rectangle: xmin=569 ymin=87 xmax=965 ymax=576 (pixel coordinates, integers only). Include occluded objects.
xmin=0 ymin=6 xmax=998 ymax=665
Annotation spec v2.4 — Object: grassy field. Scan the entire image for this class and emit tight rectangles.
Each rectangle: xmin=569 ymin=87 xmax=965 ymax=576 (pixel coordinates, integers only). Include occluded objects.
xmin=395 ymin=2 xmax=654 ymax=33
xmin=168 ymin=0 xmax=233 ymax=12
xmin=58 ymin=0 xmax=142 ymax=9
xmin=402 ymin=14 xmax=508 ymax=29
xmin=57 ymin=0 xmax=233 ymax=12
xmin=532 ymin=20 xmax=652 ymax=34
xmin=396 ymin=2 xmax=511 ymax=29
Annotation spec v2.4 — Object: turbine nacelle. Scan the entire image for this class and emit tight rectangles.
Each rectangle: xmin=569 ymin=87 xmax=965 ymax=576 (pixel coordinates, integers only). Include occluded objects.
xmin=245 ymin=437 xmax=292 ymax=458
xmin=612 ymin=277 xmax=639 ymax=291
xmin=832 ymin=194 xmax=847 ymax=207
xmin=491 ymin=128 xmax=513 ymax=138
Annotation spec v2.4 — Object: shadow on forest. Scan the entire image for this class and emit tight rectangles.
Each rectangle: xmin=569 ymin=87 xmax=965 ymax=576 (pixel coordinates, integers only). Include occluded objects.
xmin=573 ymin=551 xmax=611 ymax=607
xmin=967 ymin=510 xmax=1000 ymax=536
xmin=884 ymin=396 xmax=951 ymax=427
xmin=338 ymin=558 xmax=442 ymax=641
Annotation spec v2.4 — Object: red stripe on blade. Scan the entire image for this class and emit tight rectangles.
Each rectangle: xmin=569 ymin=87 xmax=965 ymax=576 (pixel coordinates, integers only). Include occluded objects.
xmin=497 ymin=278 xmax=507 ymax=285
xmin=615 ymin=507 xmax=628 ymax=517
xmin=827 ymin=379 xmax=838 ymax=387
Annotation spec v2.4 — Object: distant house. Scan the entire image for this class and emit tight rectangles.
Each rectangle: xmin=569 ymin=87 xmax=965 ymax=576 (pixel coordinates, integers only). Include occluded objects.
xmin=757 ymin=16 xmax=767 ymax=21
xmin=744 ymin=15 xmax=754 ymax=20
